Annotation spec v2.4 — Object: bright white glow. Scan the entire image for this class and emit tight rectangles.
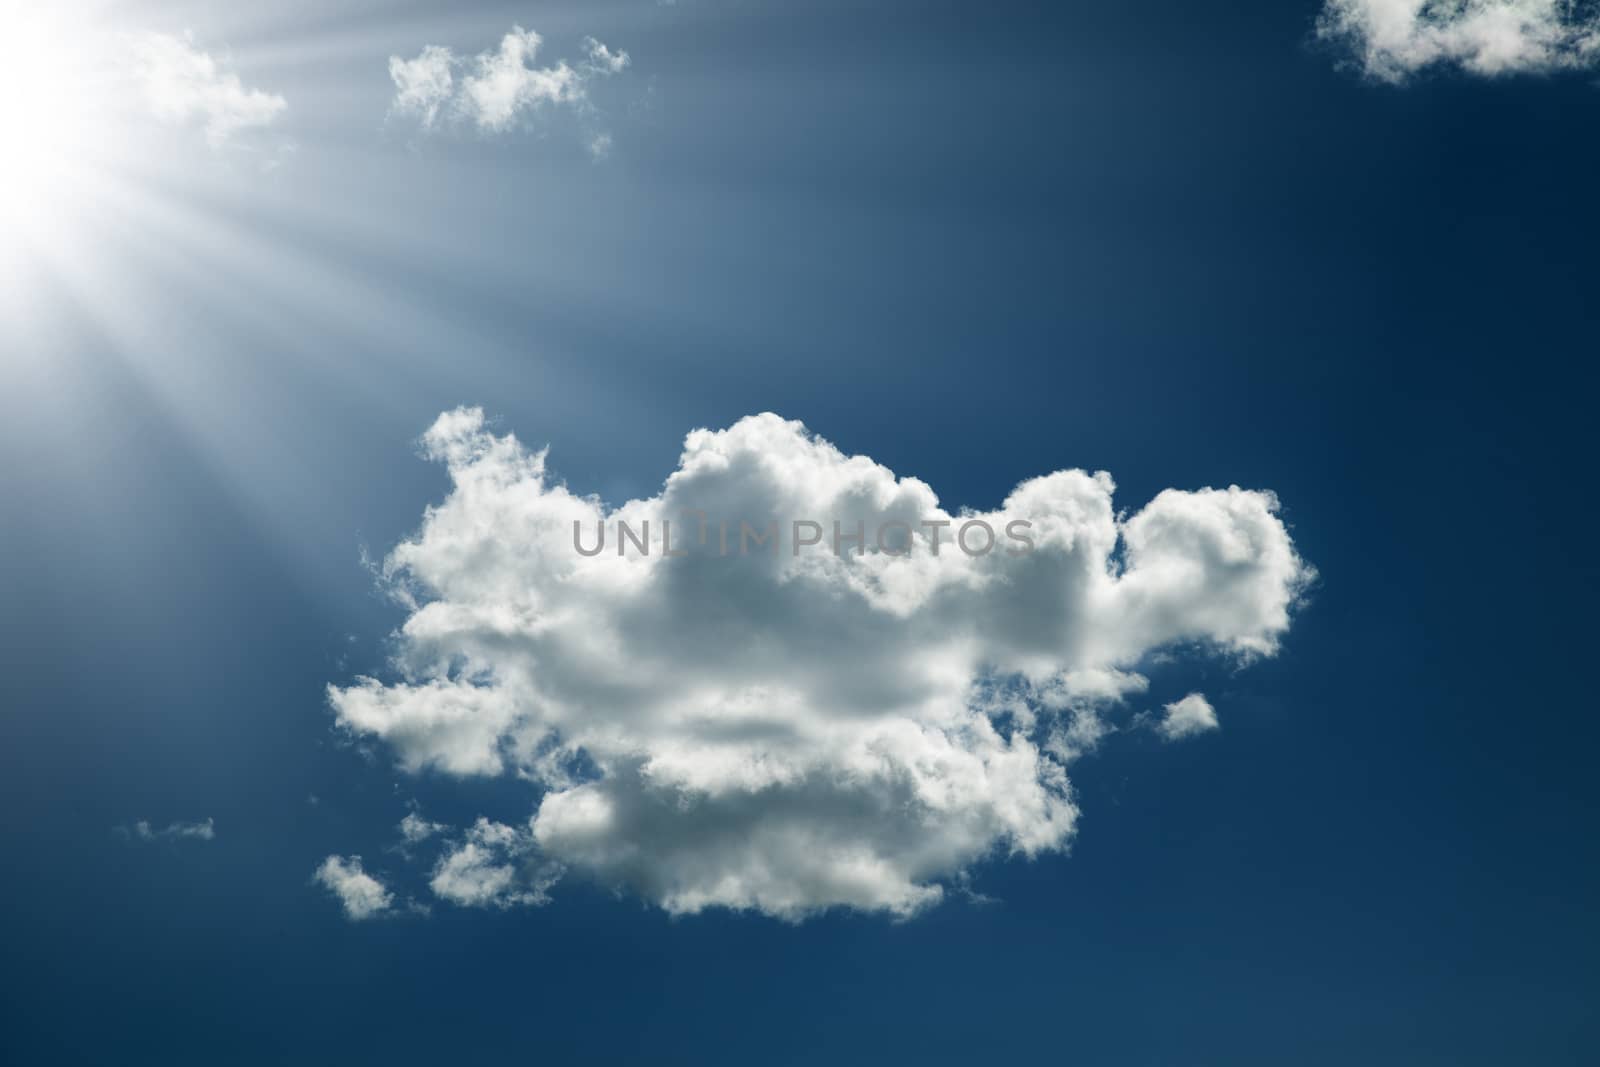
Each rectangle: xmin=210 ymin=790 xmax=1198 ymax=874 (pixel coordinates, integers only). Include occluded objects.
xmin=0 ymin=10 xmax=290 ymax=323
xmin=0 ymin=10 xmax=108 ymax=232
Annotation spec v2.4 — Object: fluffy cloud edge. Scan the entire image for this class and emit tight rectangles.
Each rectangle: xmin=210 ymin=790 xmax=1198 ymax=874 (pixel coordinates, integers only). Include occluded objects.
xmin=1318 ymin=0 xmax=1600 ymax=81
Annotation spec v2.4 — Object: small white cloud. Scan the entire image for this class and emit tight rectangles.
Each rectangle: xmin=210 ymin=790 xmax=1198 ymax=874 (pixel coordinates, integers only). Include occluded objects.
xmin=1157 ymin=693 xmax=1220 ymax=741
xmin=1318 ymin=0 xmax=1600 ymax=81
xmin=127 ymin=31 xmax=287 ymax=145
xmin=120 ymin=817 xmax=215 ymax=842
xmin=314 ymin=855 xmax=394 ymax=920
xmin=582 ymin=37 xmax=631 ymax=75
xmin=398 ymin=811 xmax=446 ymax=843
xmin=588 ymin=132 xmax=613 ymax=160
xmin=429 ymin=818 xmax=557 ymax=909
xmin=388 ymin=26 xmax=629 ymax=144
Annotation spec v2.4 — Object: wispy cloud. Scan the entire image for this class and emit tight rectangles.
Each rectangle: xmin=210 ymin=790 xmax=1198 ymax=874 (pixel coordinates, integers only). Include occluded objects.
xmin=118 ymin=817 xmax=215 ymax=842
xmin=388 ymin=27 xmax=629 ymax=147
xmin=1319 ymin=0 xmax=1600 ymax=81
xmin=388 ymin=45 xmax=456 ymax=130
xmin=126 ymin=31 xmax=287 ymax=145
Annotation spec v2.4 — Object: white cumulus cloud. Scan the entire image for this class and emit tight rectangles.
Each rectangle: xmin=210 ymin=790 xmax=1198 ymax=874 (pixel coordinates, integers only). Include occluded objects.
xmin=1156 ymin=693 xmax=1221 ymax=741
xmin=1318 ymin=0 xmax=1600 ymax=81
xmin=314 ymin=855 xmax=394 ymax=920
xmin=388 ymin=26 xmax=628 ymax=142
xmin=126 ymin=31 xmax=287 ymax=145
xmin=329 ymin=409 xmax=1313 ymax=920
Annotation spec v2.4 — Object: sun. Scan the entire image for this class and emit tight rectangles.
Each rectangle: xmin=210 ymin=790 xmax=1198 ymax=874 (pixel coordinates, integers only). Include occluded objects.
xmin=0 ymin=3 xmax=300 ymax=330
xmin=0 ymin=8 xmax=123 ymax=235
xmin=0 ymin=4 xmax=148 ymax=314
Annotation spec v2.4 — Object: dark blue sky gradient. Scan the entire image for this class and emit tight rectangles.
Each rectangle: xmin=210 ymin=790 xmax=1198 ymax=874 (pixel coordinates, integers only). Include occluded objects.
xmin=1 ymin=0 xmax=1596 ymax=1062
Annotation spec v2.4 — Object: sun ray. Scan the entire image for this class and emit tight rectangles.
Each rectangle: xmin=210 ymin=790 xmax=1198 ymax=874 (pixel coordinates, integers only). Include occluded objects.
xmin=1 ymin=0 xmax=688 ymax=604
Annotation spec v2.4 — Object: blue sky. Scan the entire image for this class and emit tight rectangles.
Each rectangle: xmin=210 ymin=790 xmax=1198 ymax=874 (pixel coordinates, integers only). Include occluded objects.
xmin=2 ymin=0 xmax=1598 ymax=1062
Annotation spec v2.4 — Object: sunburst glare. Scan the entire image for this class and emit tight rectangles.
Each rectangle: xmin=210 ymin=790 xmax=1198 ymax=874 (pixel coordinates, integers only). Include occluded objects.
xmin=0 ymin=9 xmax=125 ymax=236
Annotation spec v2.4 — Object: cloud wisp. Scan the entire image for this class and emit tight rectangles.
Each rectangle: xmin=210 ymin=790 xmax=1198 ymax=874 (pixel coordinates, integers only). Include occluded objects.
xmin=1318 ymin=0 xmax=1600 ymax=81
xmin=389 ymin=27 xmax=628 ymax=149
xmin=126 ymin=31 xmax=287 ymax=145
xmin=118 ymin=817 xmax=215 ymax=842
xmin=328 ymin=409 xmax=1313 ymax=920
